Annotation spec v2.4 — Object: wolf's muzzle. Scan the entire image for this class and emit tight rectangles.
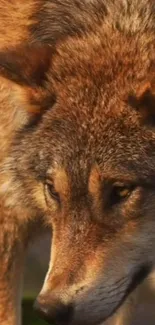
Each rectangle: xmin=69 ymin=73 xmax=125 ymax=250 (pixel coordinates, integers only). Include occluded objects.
xmin=34 ymin=296 xmax=73 ymax=325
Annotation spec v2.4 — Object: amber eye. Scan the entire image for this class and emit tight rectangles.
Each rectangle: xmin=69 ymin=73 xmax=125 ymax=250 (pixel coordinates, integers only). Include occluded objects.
xmin=46 ymin=180 xmax=60 ymax=202
xmin=110 ymin=184 xmax=132 ymax=206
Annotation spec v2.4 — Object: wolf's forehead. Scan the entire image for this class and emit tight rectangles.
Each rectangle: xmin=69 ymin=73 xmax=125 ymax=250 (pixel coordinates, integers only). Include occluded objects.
xmin=35 ymin=108 xmax=155 ymax=185
xmin=42 ymin=112 xmax=137 ymax=166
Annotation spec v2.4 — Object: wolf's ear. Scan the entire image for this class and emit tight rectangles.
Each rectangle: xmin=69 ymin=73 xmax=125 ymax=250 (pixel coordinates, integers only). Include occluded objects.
xmin=129 ymin=82 xmax=155 ymax=124
xmin=0 ymin=45 xmax=52 ymax=86
xmin=0 ymin=45 xmax=54 ymax=116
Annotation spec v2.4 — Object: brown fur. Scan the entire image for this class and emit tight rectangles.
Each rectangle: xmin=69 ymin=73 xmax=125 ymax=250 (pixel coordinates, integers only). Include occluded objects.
xmin=0 ymin=0 xmax=38 ymax=49
xmin=0 ymin=1 xmax=155 ymax=325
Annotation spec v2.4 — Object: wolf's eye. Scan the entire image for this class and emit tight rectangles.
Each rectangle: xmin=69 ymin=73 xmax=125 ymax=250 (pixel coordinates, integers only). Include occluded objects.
xmin=46 ymin=180 xmax=60 ymax=202
xmin=110 ymin=184 xmax=132 ymax=205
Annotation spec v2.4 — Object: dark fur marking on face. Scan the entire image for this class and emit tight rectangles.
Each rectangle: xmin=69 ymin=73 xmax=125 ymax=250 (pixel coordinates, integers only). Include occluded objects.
xmin=126 ymin=263 xmax=152 ymax=296
xmin=104 ymin=264 xmax=152 ymax=322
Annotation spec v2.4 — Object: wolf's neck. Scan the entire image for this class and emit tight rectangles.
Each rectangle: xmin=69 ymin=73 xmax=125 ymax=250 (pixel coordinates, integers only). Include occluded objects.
xmin=0 ymin=210 xmax=26 ymax=325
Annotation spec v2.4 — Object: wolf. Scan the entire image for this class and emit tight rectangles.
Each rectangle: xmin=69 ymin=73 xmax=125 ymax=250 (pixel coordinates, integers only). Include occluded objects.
xmin=0 ymin=0 xmax=155 ymax=324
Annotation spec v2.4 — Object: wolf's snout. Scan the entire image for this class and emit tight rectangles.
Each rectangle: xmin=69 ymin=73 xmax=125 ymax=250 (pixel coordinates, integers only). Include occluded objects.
xmin=34 ymin=295 xmax=73 ymax=325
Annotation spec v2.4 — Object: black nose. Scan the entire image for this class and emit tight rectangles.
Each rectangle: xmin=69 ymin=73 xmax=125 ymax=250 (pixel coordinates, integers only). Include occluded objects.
xmin=34 ymin=297 xmax=73 ymax=325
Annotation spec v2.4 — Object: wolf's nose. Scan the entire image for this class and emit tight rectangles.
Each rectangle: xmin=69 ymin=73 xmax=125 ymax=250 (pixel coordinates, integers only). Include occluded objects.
xmin=34 ymin=296 xmax=73 ymax=325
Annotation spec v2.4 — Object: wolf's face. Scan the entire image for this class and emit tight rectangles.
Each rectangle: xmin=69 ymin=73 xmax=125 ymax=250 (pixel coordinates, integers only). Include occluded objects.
xmin=1 ymin=1 xmax=155 ymax=324
xmin=8 ymin=93 xmax=155 ymax=325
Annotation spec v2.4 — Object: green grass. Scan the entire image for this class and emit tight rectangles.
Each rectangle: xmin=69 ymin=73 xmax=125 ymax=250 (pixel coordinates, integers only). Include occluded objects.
xmin=22 ymin=298 xmax=47 ymax=325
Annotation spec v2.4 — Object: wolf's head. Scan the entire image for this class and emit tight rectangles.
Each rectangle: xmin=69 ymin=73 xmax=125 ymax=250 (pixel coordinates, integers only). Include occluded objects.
xmin=1 ymin=1 xmax=155 ymax=324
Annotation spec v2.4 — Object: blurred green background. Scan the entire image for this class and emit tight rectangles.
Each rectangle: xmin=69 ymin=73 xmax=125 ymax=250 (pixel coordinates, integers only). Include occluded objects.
xmin=23 ymin=231 xmax=51 ymax=325
xmin=23 ymin=298 xmax=47 ymax=325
